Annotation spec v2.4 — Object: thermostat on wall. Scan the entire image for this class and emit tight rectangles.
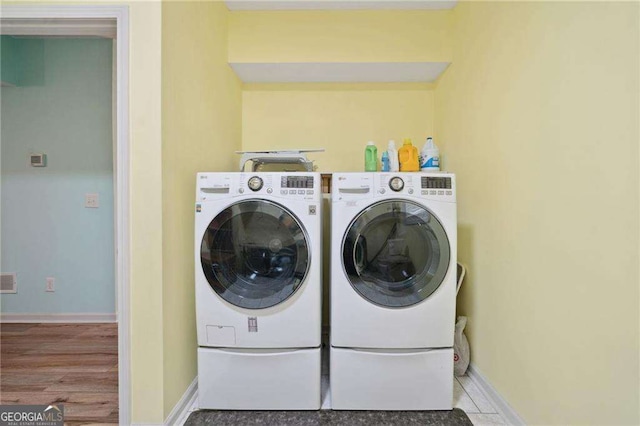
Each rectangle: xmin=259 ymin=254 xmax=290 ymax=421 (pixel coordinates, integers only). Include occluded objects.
xmin=30 ymin=153 xmax=47 ymax=167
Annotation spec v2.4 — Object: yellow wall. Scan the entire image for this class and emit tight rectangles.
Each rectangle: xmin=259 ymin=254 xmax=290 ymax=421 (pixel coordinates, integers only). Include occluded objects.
xmin=242 ymin=83 xmax=435 ymax=172
xmin=127 ymin=3 xmax=164 ymax=422
xmin=229 ymin=10 xmax=452 ymax=63
xmin=435 ymin=2 xmax=639 ymax=424
xmin=161 ymin=0 xmax=242 ymax=420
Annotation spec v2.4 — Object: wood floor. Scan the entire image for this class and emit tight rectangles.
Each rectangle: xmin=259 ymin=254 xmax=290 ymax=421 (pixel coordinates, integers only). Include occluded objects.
xmin=0 ymin=323 xmax=118 ymax=425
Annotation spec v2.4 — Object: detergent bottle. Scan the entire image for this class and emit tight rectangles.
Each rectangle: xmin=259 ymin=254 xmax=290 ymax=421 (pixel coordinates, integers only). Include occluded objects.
xmin=387 ymin=140 xmax=399 ymax=172
xmin=381 ymin=151 xmax=390 ymax=172
xmin=399 ymin=138 xmax=419 ymax=172
xmin=364 ymin=141 xmax=378 ymax=172
xmin=420 ymin=137 xmax=440 ymax=171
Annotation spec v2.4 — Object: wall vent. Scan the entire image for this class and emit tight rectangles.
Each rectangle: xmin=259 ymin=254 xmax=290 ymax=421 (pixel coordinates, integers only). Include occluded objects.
xmin=1 ymin=273 xmax=17 ymax=293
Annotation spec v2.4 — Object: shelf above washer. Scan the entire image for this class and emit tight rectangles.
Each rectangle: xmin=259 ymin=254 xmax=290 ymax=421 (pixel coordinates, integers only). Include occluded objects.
xmin=225 ymin=1 xmax=457 ymax=11
xmin=229 ymin=62 xmax=450 ymax=83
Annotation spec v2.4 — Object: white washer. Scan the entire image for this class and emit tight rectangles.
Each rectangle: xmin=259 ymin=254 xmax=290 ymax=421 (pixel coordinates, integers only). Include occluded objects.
xmin=330 ymin=172 xmax=457 ymax=410
xmin=195 ymin=172 xmax=322 ymax=410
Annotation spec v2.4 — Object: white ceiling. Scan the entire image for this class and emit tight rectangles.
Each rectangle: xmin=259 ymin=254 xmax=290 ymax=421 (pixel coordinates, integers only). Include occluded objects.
xmin=230 ymin=62 xmax=450 ymax=83
xmin=225 ymin=0 xmax=457 ymax=11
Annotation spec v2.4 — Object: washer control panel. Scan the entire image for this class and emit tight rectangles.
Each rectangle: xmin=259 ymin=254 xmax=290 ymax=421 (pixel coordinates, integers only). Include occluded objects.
xmin=281 ymin=175 xmax=314 ymax=189
xmin=197 ymin=172 xmax=319 ymax=201
xmin=377 ymin=173 xmax=455 ymax=200
xmin=332 ymin=173 xmax=455 ymax=202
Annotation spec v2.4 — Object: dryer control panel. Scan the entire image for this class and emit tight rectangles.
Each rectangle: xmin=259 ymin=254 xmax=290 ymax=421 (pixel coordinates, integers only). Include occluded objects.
xmin=377 ymin=173 xmax=455 ymax=201
xmin=196 ymin=172 xmax=320 ymax=202
xmin=332 ymin=172 xmax=455 ymax=202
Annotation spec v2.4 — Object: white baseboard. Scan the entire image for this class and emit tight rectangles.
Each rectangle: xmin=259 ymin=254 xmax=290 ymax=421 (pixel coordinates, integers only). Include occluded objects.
xmin=165 ymin=377 xmax=198 ymax=426
xmin=0 ymin=313 xmax=116 ymax=323
xmin=467 ymin=362 xmax=526 ymax=425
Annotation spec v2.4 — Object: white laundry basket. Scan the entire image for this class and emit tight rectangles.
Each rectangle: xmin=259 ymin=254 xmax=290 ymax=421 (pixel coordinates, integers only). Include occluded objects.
xmin=454 ymin=263 xmax=470 ymax=376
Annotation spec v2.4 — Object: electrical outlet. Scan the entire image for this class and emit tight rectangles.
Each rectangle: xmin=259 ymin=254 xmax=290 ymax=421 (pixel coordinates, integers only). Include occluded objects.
xmin=85 ymin=193 xmax=99 ymax=208
xmin=46 ymin=277 xmax=55 ymax=292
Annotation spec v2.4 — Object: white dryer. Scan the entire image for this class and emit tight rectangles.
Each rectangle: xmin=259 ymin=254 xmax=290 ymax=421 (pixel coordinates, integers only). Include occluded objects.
xmin=195 ymin=172 xmax=322 ymax=410
xmin=330 ymin=172 xmax=457 ymax=410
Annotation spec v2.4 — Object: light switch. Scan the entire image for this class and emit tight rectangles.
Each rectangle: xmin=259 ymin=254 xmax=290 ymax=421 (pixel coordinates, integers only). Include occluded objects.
xmin=85 ymin=193 xmax=99 ymax=208
xmin=46 ymin=277 xmax=55 ymax=292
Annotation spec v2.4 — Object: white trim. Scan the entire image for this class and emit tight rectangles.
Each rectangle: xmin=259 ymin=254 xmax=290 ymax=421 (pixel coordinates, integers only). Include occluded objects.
xmin=0 ymin=5 xmax=129 ymax=19
xmin=0 ymin=313 xmax=117 ymax=323
xmin=467 ymin=363 xmax=526 ymax=426
xmin=115 ymin=8 xmax=131 ymax=426
xmin=164 ymin=378 xmax=198 ymax=426
xmin=0 ymin=18 xmax=116 ymax=38
xmin=0 ymin=6 xmax=131 ymax=426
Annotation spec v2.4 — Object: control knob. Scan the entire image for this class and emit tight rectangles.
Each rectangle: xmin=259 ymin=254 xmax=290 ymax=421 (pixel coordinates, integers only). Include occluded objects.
xmin=389 ymin=177 xmax=404 ymax=192
xmin=248 ymin=176 xmax=263 ymax=191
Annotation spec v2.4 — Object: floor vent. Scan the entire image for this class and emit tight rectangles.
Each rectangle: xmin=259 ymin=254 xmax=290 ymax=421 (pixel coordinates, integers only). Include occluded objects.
xmin=1 ymin=273 xmax=17 ymax=293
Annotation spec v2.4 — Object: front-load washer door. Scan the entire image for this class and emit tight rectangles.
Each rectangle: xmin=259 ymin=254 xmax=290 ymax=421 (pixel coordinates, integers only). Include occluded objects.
xmin=201 ymin=199 xmax=310 ymax=310
xmin=342 ymin=200 xmax=450 ymax=308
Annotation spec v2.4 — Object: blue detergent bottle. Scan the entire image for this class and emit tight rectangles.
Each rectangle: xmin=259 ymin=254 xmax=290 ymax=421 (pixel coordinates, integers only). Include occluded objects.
xmin=381 ymin=151 xmax=390 ymax=172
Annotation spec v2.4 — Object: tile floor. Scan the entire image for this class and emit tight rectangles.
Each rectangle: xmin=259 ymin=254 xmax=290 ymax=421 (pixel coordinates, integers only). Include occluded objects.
xmin=184 ymin=338 xmax=508 ymax=425
xmin=454 ymin=375 xmax=507 ymax=425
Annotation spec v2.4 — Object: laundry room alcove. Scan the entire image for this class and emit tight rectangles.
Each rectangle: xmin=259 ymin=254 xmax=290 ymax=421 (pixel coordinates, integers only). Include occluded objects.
xmin=227 ymin=6 xmax=454 ymax=333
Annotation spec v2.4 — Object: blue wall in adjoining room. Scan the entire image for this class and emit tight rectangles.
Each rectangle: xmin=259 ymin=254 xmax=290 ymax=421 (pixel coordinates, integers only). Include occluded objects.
xmin=1 ymin=36 xmax=45 ymax=87
xmin=1 ymin=38 xmax=115 ymax=314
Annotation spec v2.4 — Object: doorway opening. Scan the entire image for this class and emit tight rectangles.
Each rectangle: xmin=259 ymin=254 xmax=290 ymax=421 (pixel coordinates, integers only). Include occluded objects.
xmin=0 ymin=7 xmax=130 ymax=424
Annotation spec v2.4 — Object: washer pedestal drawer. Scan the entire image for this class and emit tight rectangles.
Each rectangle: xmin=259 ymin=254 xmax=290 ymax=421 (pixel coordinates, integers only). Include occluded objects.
xmin=330 ymin=346 xmax=453 ymax=410
xmin=198 ymin=346 xmax=321 ymax=410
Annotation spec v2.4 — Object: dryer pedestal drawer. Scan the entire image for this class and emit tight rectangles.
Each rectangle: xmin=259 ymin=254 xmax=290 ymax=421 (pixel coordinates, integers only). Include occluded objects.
xmin=330 ymin=346 xmax=453 ymax=410
xmin=198 ymin=346 xmax=321 ymax=410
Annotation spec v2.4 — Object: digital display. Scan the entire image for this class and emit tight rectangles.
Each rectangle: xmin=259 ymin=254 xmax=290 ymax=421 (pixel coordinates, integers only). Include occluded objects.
xmin=282 ymin=176 xmax=314 ymax=189
xmin=421 ymin=177 xmax=452 ymax=189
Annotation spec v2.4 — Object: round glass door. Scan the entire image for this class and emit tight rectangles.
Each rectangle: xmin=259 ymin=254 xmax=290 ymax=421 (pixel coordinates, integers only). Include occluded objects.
xmin=201 ymin=200 xmax=310 ymax=309
xmin=342 ymin=200 xmax=450 ymax=308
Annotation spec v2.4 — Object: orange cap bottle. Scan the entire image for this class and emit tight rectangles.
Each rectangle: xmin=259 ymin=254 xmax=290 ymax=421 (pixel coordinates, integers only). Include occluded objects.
xmin=398 ymin=138 xmax=419 ymax=172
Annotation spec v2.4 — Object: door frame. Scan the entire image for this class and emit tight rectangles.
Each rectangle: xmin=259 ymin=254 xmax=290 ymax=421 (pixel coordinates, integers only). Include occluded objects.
xmin=0 ymin=6 xmax=131 ymax=424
